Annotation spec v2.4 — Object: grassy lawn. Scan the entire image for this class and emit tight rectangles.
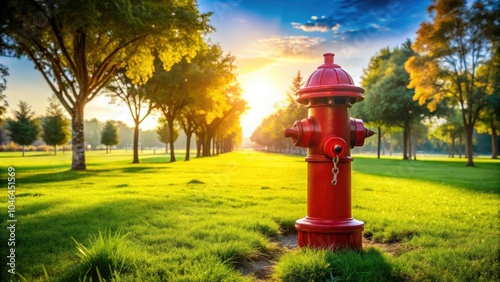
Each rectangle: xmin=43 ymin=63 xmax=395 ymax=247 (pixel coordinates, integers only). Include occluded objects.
xmin=0 ymin=150 xmax=498 ymax=281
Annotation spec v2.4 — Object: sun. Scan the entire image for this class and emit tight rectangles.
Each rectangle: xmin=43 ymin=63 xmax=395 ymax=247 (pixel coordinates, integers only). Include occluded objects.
xmin=239 ymin=74 xmax=284 ymax=138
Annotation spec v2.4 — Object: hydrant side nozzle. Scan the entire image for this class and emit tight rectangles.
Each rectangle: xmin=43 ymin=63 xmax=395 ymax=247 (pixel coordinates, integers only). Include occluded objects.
xmin=284 ymin=119 xmax=316 ymax=148
xmin=284 ymin=128 xmax=298 ymax=139
xmin=365 ymin=128 xmax=375 ymax=138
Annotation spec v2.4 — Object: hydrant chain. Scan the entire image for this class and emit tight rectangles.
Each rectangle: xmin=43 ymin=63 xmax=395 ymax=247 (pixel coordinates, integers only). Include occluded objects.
xmin=331 ymin=155 xmax=339 ymax=186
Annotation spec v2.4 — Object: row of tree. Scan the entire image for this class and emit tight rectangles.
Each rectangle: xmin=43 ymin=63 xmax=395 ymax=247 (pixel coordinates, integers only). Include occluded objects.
xmin=250 ymin=71 xmax=307 ymax=154
xmin=0 ymin=0 xmax=247 ymax=168
xmin=251 ymin=0 xmax=499 ymax=165
xmin=1 ymin=98 xmax=182 ymax=156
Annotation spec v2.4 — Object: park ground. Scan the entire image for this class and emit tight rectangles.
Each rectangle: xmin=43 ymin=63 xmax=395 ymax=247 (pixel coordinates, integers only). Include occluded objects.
xmin=0 ymin=150 xmax=499 ymax=281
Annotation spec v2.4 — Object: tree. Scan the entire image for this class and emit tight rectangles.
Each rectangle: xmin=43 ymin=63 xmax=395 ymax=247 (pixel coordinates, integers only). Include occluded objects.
xmin=148 ymin=43 xmax=244 ymax=160
xmin=7 ymin=101 xmax=40 ymax=156
xmin=1 ymin=0 xmax=212 ymax=170
xmin=101 ymin=121 xmax=119 ymax=153
xmin=176 ymin=44 xmax=241 ymax=160
xmin=405 ymin=0 xmax=497 ymax=166
xmin=107 ymin=70 xmax=153 ymax=163
xmin=359 ymin=40 xmax=428 ymax=160
xmin=84 ymin=118 xmax=102 ymax=150
xmin=156 ymin=118 xmax=179 ymax=155
xmin=41 ymin=95 xmax=70 ymax=155
xmin=0 ymin=65 xmax=8 ymax=123
xmin=476 ymin=92 xmax=500 ymax=158
xmin=147 ymin=57 xmax=190 ymax=162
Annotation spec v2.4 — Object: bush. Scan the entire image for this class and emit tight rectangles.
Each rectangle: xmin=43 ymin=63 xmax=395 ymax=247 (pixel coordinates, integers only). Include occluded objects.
xmin=0 ymin=144 xmax=50 ymax=152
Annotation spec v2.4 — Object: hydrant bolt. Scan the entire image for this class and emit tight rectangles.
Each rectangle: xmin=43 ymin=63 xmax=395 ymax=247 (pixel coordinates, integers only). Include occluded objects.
xmin=334 ymin=145 xmax=342 ymax=154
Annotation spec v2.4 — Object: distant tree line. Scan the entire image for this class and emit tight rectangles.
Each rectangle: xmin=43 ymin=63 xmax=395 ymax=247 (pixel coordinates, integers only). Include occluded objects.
xmin=0 ymin=99 xmax=214 ymax=158
xmin=251 ymin=71 xmax=307 ymax=154
xmin=0 ymin=0 xmax=247 ymax=167
xmin=251 ymin=0 xmax=499 ymax=165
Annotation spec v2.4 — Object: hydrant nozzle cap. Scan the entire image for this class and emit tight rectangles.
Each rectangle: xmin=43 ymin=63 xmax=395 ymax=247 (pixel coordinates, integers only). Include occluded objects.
xmin=320 ymin=53 xmax=341 ymax=69
xmin=324 ymin=53 xmax=334 ymax=64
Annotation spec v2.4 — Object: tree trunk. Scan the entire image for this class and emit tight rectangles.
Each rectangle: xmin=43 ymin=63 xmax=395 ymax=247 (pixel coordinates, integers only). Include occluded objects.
xmin=381 ymin=132 xmax=386 ymax=156
xmin=450 ymin=138 xmax=455 ymax=158
xmin=403 ymin=121 xmax=410 ymax=160
xmin=195 ymin=134 xmax=202 ymax=157
xmin=407 ymin=125 xmax=412 ymax=160
xmin=22 ymin=145 xmax=25 ymax=157
xmin=185 ymin=131 xmax=192 ymax=161
xmin=491 ymin=121 xmax=498 ymax=159
xmin=458 ymin=135 xmax=463 ymax=158
xmin=377 ymin=126 xmax=381 ymax=159
xmin=54 ymin=145 xmax=57 ymax=156
xmin=213 ymin=133 xmax=218 ymax=156
xmin=202 ymin=130 xmax=212 ymax=157
xmin=464 ymin=124 xmax=474 ymax=166
xmin=412 ymin=134 xmax=417 ymax=160
xmin=71 ymin=104 xmax=86 ymax=170
xmin=389 ymin=134 xmax=393 ymax=156
xmin=133 ymin=122 xmax=139 ymax=163
xmin=165 ymin=143 xmax=168 ymax=154
xmin=167 ymin=117 xmax=176 ymax=162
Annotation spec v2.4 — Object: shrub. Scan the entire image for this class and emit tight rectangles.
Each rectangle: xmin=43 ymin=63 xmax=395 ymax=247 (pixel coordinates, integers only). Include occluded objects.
xmin=72 ymin=229 xmax=136 ymax=281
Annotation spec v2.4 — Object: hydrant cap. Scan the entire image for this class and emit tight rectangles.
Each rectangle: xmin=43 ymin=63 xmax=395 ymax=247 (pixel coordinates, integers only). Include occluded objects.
xmin=297 ymin=53 xmax=365 ymax=104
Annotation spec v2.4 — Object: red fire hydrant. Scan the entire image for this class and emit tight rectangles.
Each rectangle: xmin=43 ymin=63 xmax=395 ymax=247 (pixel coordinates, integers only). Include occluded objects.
xmin=284 ymin=53 xmax=374 ymax=250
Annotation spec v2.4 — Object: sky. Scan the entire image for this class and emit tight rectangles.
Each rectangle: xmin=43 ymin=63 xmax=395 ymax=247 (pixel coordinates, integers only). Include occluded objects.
xmin=0 ymin=0 xmax=431 ymax=138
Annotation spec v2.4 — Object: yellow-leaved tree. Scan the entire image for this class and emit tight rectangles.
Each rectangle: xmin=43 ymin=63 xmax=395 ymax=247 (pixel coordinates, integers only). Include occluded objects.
xmin=405 ymin=0 xmax=498 ymax=166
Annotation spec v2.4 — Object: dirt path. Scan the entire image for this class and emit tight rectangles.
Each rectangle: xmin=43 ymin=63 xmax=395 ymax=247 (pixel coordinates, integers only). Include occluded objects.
xmin=238 ymin=234 xmax=298 ymax=281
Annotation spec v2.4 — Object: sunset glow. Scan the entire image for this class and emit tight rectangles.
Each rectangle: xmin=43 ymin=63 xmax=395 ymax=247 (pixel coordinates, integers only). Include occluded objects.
xmin=240 ymin=74 xmax=284 ymax=138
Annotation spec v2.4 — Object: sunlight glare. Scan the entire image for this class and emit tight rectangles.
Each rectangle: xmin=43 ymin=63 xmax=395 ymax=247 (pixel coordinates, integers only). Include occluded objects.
xmin=240 ymin=74 xmax=284 ymax=138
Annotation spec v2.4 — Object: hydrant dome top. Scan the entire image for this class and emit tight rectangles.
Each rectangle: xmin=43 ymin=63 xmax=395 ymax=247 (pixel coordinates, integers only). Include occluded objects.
xmin=297 ymin=53 xmax=365 ymax=104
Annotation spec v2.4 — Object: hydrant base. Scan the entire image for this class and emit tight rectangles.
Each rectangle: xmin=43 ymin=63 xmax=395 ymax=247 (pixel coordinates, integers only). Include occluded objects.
xmin=296 ymin=217 xmax=364 ymax=250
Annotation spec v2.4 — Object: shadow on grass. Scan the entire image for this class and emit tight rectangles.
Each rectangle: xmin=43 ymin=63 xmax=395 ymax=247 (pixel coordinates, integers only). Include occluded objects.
xmin=17 ymin=169 xmax=114 ymax=184
xmin=352 ymin=157 xmax=500 ymax=194
xmin=121 ymin=166 xmax=166 ymax=173
xmin=0 ymin=197 xmax=180 ymax=281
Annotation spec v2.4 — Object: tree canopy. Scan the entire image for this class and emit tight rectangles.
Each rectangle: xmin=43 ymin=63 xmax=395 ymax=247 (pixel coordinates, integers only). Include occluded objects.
xmin=41 ymin=96 xmax=70 ymax=155
xmin=101 ymin=121 xmax=119 ymax=153
xmin=147 ymin=43 xmax=246 ymax=161
xmin=7 ymin=101 xmax=40 ymax=156
xmin=357 ymin=40 xmax=428 ymax=159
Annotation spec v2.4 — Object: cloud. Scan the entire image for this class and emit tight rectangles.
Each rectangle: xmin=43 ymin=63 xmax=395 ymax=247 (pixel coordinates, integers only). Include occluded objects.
xmin=292 ymin=15 xmax=341 ymax=32
xmin=256 ymin=35 xmax=327 ymax=57
xmin=290 ymin=0 xmax=421 ymax=40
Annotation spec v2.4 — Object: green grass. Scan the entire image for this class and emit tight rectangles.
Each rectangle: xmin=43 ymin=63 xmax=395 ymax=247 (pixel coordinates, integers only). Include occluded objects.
xmin=0 ymin=150 xmax=499 ymax=281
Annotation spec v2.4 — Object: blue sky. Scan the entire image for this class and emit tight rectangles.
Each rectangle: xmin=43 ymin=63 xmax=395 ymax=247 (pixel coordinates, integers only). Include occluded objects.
xmin=1 ymin=0 xmax=431 ymax=137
